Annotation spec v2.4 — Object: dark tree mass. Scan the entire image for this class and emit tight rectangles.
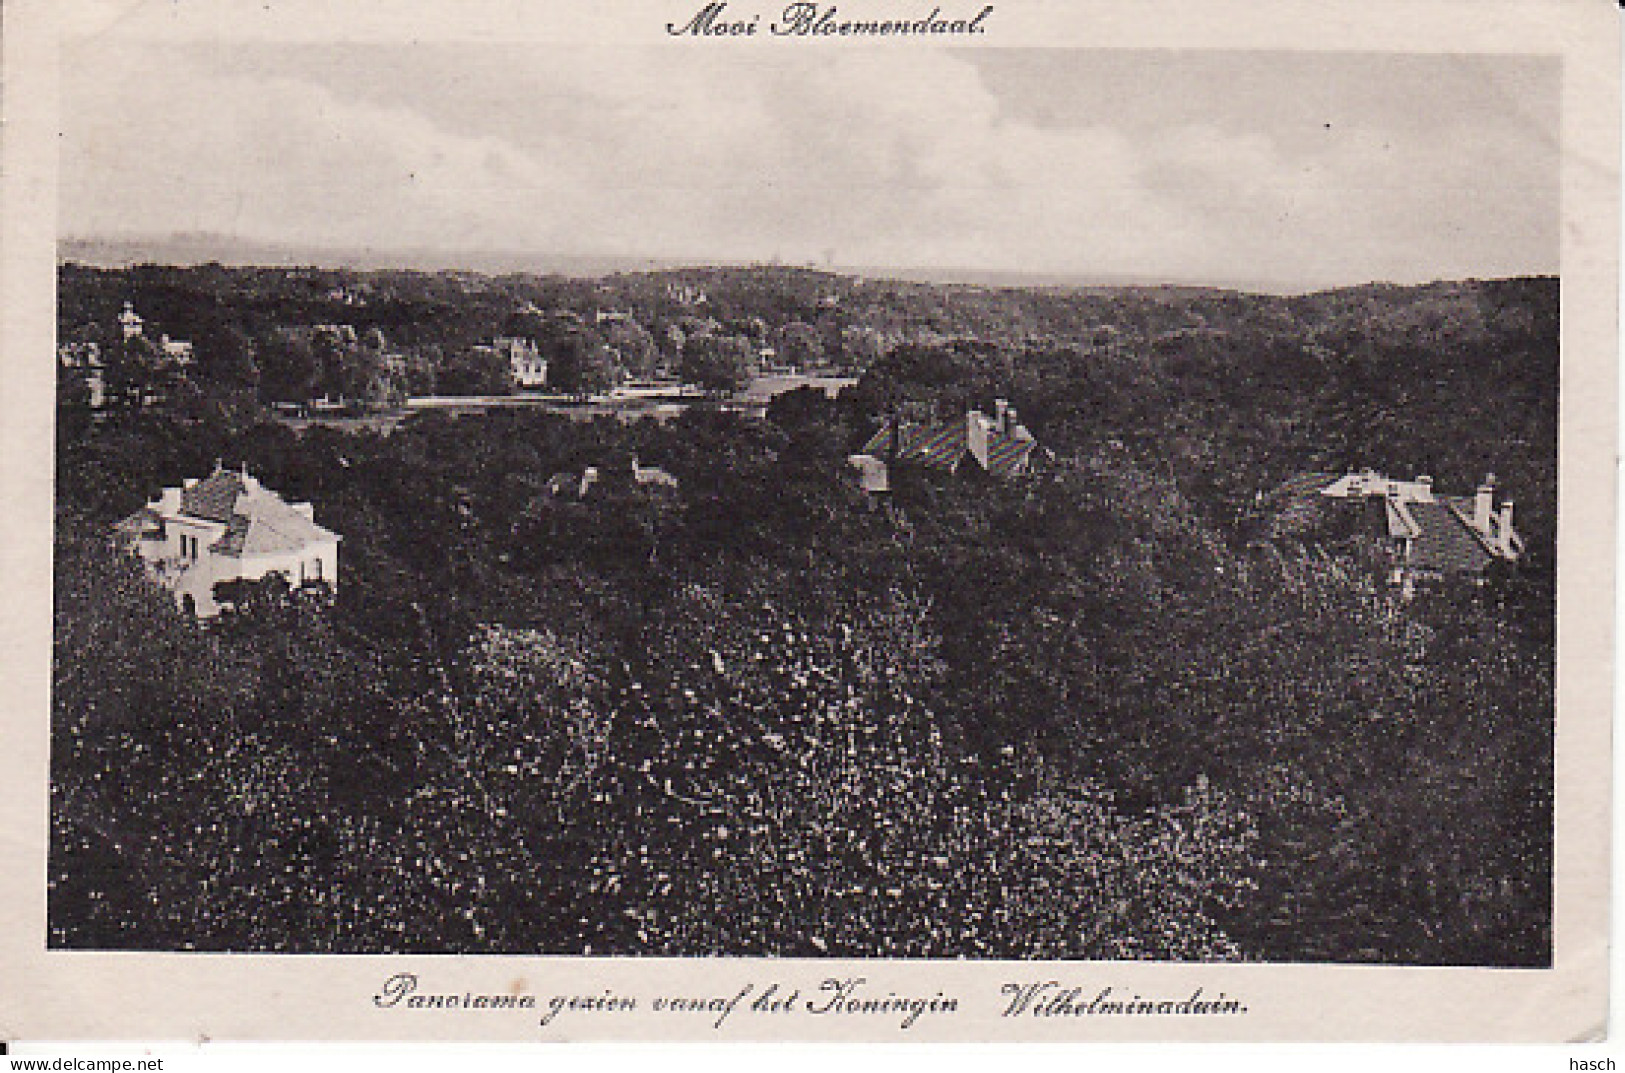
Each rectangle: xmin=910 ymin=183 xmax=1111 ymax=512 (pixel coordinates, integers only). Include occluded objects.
xmin=51 ymin=262 xmax=1556 ymax=965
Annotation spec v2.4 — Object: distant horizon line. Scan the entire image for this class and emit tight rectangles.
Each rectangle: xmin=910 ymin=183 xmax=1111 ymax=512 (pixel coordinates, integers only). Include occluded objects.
xmin=57 ymin=232 xmax=1559 ymax=299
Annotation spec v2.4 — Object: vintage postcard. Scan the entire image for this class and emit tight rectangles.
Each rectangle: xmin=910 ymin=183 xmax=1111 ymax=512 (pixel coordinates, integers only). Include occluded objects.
xmin=0 ymin=0 xmax=1615 ymax=1044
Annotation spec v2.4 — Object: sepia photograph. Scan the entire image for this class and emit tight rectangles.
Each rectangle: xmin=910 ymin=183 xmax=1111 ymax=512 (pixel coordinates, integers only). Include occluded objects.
xmin=45 ymin=36 xmax=1562 ymax=965
xmin=3 ymin=0 xmax=1615 ymax=1046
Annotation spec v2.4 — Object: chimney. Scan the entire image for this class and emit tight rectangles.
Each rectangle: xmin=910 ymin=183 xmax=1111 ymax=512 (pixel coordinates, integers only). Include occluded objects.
xmin=1474 ymin=473 xmax=1496 ymax=532
xmin=967 ymin=410 xmax=992 ymax=469
xmin=1415 ymin=475 xmax=1433 ymax=501
xmin=994 ymin=398 xmax=1009 ymax=431
xmin=1498 ymin=500 xmax=1515 ymax=555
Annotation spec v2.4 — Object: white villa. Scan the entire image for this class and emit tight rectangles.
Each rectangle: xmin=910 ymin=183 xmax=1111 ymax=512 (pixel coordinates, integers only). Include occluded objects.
xmin=484 ymin=336 xmax=547 ymax=389
xmin=119 ymin=301 xmax=194 ymax=364
xmin=116 ymin=465 xmax=341 ymax=618
xmin=118 ymin=301 xmax=144 ymax=341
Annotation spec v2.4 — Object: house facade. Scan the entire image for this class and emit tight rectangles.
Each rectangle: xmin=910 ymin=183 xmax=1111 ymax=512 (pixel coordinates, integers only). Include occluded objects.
xmin=116 ymin=466 xmax=341 ymax=618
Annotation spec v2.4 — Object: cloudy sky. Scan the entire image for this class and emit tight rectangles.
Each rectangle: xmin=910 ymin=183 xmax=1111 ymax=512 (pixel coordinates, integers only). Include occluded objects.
xmin=59 ymin=41 xmax=1559 ymax=289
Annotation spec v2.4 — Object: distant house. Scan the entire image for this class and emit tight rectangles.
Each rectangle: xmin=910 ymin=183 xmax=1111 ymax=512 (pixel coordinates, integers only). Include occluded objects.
xmin=495 ymin=336 xmax=547 ymax=389
xmin=325 ymin=285 xmax=368 ymax=306
xmin=158 ymin=334 xmax=194 ymax=366
xmin=632 ymin=456 xmax=680 ymax=490
xmin=545 ymin=458 xmax=679 ymax=500
xmin=853 ymin=399 xmax=1039 ymax=490
xmin=1273 ymin=469 xmax=1524 ymax=595
xmin=58 ymin=341 xmax=106 ymax=410
xmin=757 ymin=346 xmax=787 ymax=373
xmin=118 ymin=301 xmax=194 ymax=363
xmin=116 ymin=465 xmax=341 ymax=618
xmin=118 ymin=301 xmax=195 ymax=366
xmin=118 ymin=301 xmax=144 ymax=341
xmin=666 ymin=283 xmax=707 ymax=307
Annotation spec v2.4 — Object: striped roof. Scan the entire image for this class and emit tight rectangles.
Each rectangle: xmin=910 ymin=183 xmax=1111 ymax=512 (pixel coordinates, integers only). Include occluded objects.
xmin=1403 ymin=497 xmax=1497 ymax=575
xmin=983 ymin=427 xmax=1036 ymax=477
xmin=860 ymin=419 xmax=969 ymax=471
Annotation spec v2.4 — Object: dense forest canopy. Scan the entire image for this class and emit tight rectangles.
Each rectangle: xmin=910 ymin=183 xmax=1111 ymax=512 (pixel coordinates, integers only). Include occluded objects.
xmin=52 ymin=262 xmax=1556 ymax=964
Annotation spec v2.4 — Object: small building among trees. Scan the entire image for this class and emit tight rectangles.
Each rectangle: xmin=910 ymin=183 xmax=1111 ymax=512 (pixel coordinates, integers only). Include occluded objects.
xmin=485 ymin=336 xmax=547 ymax=390
xmin=116 ymin=465 xmax=341 ymax=618
xmin=851 ymin=399 xmax=1040 ymax=491
xmin=1265 ymin=469 xmax=1524 ymax=596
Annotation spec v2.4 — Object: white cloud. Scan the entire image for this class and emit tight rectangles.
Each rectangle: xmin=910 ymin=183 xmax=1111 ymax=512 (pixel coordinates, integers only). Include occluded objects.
xmin=60 ymin=44 xmax=1557 ymax=286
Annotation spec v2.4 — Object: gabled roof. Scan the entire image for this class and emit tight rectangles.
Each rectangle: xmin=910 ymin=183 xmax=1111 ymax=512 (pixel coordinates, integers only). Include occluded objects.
xmin=1271 ymin=469 xmax=1520 ymax=578
xmin=983 ymin=427 xmax=1036 ymax=477
xmin=170 ymin=468 xmax=338 ymax=557
xmin=180 ymin=469 xmax=247 ymax=522
xmin=859 ymin=419 xmax=969 ymax=470
xmin=208 ymin=495 xmax=339 ymax=557
xmin=1400 ymin=497 xmax=1497 ymax=575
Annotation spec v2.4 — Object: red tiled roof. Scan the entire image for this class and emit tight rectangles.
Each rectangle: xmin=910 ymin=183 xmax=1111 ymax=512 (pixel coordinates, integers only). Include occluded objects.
xmin=168 ymin=469 xmax=339 ymax=558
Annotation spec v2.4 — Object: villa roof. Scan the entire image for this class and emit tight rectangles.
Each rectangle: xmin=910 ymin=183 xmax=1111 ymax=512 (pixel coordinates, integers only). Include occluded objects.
xmin=180 ymin=469 xmax=247 ymax=522
xmin=209 ymin=496 xmax=339 ymax=557
xmin=860 ymin=419 xmax=969 ymax=470
xmin=1270 ymin=470 xmax=1519 ymax=576
xmin=983 ymin=427 xmax=1037 ymax=477
xmin=1400 ymin=497 xmax=1497 ymax=575
xmin=171 ymin=468 xmax=339 ymax=557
